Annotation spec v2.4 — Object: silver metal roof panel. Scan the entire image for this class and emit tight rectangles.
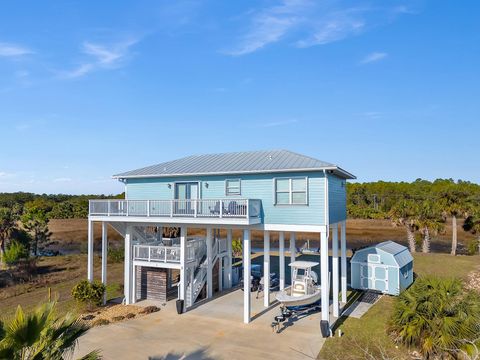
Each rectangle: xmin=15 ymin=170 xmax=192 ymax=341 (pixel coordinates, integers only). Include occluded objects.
xmin=114 ymin=149 xmax=355 ymax=179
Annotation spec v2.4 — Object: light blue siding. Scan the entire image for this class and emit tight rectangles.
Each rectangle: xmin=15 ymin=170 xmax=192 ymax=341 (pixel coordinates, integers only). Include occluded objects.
xmin=350 ymin=242 xmax=414 ymax=295
xmin=125 ymin=171 xmax=330 ymax=226
xmin=328 ymin=174 xmax=347 ymax=224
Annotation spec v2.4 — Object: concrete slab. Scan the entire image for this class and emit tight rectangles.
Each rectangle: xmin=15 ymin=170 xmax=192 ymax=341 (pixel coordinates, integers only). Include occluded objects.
xmin=75 ymin=289 xmax=326 ymax=360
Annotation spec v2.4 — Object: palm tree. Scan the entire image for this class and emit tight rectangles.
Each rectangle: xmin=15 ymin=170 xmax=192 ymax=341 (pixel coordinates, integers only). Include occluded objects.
xmin=440 ymin=188 xmax=470 ymax=256
xmin=0 ymin=207 xmax=18 ymax=266
xmin=389 ymin=200 xmax=419 ymax=253
xmin=0 ymin=302 xmax=101 ymax=360
xmin=390 ymin=277 xmax=480 ymax=358
xmin=417 ymin=201 xmax=445 ymax=253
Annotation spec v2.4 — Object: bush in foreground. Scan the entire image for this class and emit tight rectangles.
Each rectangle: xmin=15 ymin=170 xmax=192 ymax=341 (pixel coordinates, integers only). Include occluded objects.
xmin=0 ymin=301 xmax=101 ymax=359
xmin=72 ymin=280 xmax=106 ymax=310
xmin=390 ymin=277 xmax=480 ymax=358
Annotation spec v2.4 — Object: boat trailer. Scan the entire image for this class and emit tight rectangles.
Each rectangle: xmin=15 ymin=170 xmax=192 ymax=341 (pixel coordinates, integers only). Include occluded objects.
xmin=271 ymin=304 xmax=321 ymax=333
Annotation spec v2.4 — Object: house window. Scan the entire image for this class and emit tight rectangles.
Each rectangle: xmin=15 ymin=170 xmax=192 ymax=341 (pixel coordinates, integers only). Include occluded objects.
xmin=274 ymin=177 xmax=307 ymax=205
xmin=225 ymin=179 xmax=241 ymax=196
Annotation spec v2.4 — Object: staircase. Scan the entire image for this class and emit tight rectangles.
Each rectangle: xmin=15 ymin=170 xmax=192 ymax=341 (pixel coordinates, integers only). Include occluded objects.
xmin=185 ymin=238 xmax=220 ymax=307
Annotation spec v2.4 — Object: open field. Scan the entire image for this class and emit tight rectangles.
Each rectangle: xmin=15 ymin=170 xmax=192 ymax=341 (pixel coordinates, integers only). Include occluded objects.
xmin=48 ymin=218 xmax=476 ymax=254
xmin=319 ymin=253 xmax=480 ymax=360
xmin=0 ymin=254 xmax=124 ymax=320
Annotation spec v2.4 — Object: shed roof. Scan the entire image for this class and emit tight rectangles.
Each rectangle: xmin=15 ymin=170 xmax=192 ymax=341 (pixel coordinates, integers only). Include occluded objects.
xmin=352 ymin=241 xmax=413 ymax=268
xmin=376 ymin=241 xmax=413 ymax=268
xmin=113 ymin=150 xmax=355 ymax=179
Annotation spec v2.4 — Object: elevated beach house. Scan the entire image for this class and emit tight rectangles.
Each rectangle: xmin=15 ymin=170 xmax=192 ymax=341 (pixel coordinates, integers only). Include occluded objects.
xmin=87 ymin=150 xmax=355 ymax=326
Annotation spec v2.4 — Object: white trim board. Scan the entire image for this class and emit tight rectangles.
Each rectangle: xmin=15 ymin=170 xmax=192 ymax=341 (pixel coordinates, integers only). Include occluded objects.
xmin=132 ymin=260 xmax=181 ymax=270
xmin=89 ymin=216 xmax=261 ymax=226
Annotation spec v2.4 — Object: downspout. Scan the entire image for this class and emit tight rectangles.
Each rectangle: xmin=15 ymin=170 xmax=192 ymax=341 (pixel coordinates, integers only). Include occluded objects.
xmin=323 ymin=170 xmax=330 ymax=232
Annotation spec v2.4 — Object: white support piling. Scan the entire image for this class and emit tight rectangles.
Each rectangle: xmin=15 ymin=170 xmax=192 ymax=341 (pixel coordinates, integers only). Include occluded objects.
xmin=263 ymin=231 xmax=270 ymax=308
xmin=101 ymin=222 xmax=108 ymax=304
xmin=226 ymin=229 xmax=233 ymax=288
xmin=279 ymin=232 xmax=285 ymax=290
xmin=180 ymin=226 xmax=187 ymax=308
xmin=206 ymin=227 xmax=213 ymax=298
xmin=341 ymin=220 xmax=347 ymax=304
xmin=124 ymin=226 xmax=132 ymax=305
xmin=243 ymin=229 xmax=251 ymax=324
xmin=320 ymin=230 xmax=330 ymax=322
xmin=290 ymin=232 xmax=296 ymax=284
xmin=87 ymin=219 xmax=94 ymax=282
xmin=332 ymin=223 xmax=339 ymax=317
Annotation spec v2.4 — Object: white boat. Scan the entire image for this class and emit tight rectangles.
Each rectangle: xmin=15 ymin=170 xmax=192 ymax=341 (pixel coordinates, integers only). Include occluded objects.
xmin=298 ymin=239 xmax=320 ymax=255
xmin=275 ymin=261 xmax=321 ymax=308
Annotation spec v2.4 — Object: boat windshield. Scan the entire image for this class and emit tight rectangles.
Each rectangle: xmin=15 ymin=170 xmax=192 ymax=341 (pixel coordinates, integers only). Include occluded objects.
xmin=294 ymin=268 xmax=306 ymax=281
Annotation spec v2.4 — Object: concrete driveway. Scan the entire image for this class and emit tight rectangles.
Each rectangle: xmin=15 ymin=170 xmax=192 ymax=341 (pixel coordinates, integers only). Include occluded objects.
xmin=75 ymin=289 xmax=325 ymax=360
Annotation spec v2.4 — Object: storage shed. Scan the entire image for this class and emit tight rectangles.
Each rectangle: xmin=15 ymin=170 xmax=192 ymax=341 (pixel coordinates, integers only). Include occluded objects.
xmin=350 ymin=241 xmax=413 ymax=295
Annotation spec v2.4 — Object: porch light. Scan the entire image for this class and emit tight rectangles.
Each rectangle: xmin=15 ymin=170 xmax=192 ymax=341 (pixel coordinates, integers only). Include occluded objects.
xmin=205 ymin=182 xmax=209 ymax=188
xmin=168 ymin=183 xmax=172 ymax=189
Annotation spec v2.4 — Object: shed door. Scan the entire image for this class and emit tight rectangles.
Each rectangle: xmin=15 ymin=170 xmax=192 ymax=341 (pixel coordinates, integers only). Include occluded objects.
xmin=360 ymin=264 xmax=388 ymax=292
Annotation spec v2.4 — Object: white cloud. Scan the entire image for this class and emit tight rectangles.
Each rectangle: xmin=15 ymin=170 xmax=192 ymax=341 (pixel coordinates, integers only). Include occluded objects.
xmin=0 ymin=42 xmax=33 ymax=57
xmin=53 ymin=177 xmax=72 ymax=183
xmin=224 ymin=1 xmax=413 ymax=56
xmin=61 ymin=38 xmax=139 ymax=79
xmin=224 ymin=0 xmax=309 ymax=56
xmin=0 ymin=171 xmax=14 ymax=178
xmin=360 ymin=51 xmax=388 ymax=64
xmin=258 ymin=119 xmax=299 ymax=128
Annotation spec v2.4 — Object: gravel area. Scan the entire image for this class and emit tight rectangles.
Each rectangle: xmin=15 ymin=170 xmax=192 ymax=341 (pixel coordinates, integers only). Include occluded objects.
xmin=80 ymin=304 xmax=158 ymax=327
xmin=465 ymin=266 xmax=480 ymax=292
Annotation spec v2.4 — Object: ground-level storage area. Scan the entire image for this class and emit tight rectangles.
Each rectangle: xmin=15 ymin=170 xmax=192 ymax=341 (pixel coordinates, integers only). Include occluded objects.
xmin=135 ymin=267 xmax=178 ymax=302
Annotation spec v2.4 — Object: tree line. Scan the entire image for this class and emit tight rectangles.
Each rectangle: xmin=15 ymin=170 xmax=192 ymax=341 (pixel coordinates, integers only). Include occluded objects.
xmin=1 ymin=178 xmax=480 ymax=257
xmin=348 ymin=178 xmax=480 ymax=255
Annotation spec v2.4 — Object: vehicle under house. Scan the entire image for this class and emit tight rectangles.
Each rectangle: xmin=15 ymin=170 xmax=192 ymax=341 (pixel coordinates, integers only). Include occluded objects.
xmin=87 ymin=150 xmax=355 ymax=329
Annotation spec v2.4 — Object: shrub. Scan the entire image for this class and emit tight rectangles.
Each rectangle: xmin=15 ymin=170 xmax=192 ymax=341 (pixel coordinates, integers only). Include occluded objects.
xmin=107 ymin=247 xmax=124 ymax=263
xmin=141 ymin=305 xmax=160 ymax=314
xmin=112 ymin=315 xmax=125 ymax=322
xmin=390 ymin=277 xmax=480 ymax=358
xmin=92 ymin=318 xmax=109 ymax=326
xmin=466 ymin=239 xmax=480 ymax=256
xmin=125 ymin=313 xmax=135 ymax=319
xmin=2 ymin=240 xmax=29 ymax=265
xmin=71 ymin=280 xmax=106 ymax=309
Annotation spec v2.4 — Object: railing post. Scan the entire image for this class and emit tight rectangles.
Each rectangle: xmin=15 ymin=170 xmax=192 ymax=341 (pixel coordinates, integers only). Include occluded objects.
xmin=107 ymin=201 xmax=111 ymax=216
xmin=126 ymin=200 xmax=129 ymax=217
xmin=220 ymin=200 xmax=223 ymax=218
xmin=194 ymin=199 xmax=197 ymax=218
xmin=170 ymin=200 xmax=174 ymax=217
xmin=246 ymin=200 xmax=250 ymax=219
xmin=148 ymin=246 xmax=151 ymax=262
xmin=147 ymin=200 xmax=150 ymax=217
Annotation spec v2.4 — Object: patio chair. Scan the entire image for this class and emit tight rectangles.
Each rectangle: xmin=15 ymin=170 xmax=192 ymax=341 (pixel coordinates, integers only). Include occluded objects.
xmin=209 ymin=201 xmax=220 ymax=215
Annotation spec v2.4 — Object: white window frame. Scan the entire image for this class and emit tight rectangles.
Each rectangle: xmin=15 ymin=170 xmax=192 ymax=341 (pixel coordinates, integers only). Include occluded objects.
xmin=225 ymin=178 xmax=241 ymax=196
xmin=273 ymin=176 xmax=308 ymax=205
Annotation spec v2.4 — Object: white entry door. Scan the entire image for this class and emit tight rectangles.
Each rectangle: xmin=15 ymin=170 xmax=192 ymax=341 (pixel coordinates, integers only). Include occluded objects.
xmin=360 ymin=264 xmax=388 ymax=292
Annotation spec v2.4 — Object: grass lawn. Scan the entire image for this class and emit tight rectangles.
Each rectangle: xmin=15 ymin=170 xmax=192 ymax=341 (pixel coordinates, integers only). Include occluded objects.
xmin=0 ymin=254 xmax=124 ymax=320
xmin=318 ymin=254 xmax=480 ymax=360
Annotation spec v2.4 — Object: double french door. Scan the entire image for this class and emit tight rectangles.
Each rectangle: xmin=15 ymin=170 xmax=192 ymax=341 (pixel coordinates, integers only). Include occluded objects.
xmin=174 ymin=182 xmax=199 ymax=215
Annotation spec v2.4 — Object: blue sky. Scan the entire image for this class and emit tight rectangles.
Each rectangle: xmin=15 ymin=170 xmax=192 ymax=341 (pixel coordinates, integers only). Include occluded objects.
xmin=0 ymin=0 xmax=479 ymax=195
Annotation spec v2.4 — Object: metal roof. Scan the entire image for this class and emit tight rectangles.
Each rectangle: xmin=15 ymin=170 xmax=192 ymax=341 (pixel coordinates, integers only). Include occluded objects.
xmin=113 ymin=150 xmax=355 ymax=179
xmin=376 ymin=241 xmax=413 ymax=268
xmin=352 ymin=241 xmax=413 ymax=268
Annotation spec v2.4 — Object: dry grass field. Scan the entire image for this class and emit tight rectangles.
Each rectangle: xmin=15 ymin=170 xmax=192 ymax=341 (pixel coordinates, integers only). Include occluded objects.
xmin=49 ymin=218 xmax=476 ymax=254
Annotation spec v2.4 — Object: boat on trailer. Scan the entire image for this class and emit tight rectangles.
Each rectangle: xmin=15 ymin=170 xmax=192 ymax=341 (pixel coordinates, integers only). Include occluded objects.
xmin=272 ymin=261 xmax=321 ymax=333
xmin=275 ymin=261 xmax=321 ymax=309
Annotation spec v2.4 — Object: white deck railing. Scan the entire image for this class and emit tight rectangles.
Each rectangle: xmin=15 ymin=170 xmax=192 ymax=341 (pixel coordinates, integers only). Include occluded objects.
xmin=89 ymin=199 xmax=261 ymax=219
